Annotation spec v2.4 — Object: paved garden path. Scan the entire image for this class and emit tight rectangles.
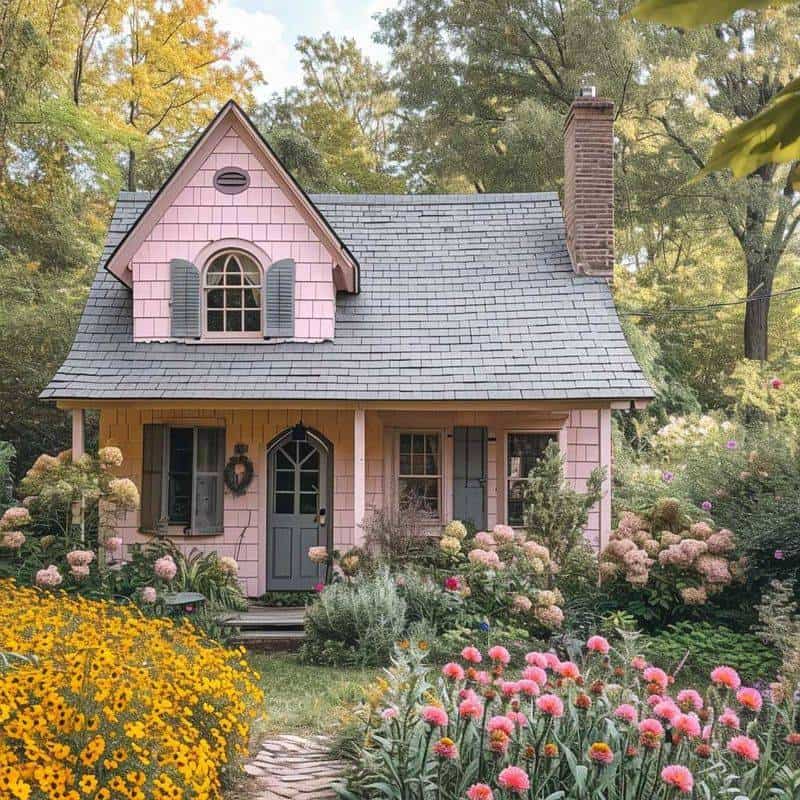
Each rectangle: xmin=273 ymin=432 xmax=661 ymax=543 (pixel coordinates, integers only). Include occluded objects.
xmin=244 ymin=734 xmax=347 ymax=800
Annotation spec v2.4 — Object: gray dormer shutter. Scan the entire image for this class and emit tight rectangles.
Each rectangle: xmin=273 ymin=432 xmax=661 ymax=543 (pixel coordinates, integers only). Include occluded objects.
xmin=170 ymin=258 xmax=201 ymax=338
xmin=263 ymin=258 xmax=295 ymax=338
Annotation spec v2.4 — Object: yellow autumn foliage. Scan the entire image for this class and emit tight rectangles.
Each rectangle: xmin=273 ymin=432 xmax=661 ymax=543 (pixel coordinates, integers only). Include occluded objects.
xmin=0 ymin=581 xmax=263 ymax=800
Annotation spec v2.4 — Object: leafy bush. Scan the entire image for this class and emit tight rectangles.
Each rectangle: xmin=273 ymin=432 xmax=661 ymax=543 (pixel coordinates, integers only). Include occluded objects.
xmin=0 ymin=441 xmax=14 ymax=511
xmin=645 ymin=621 xmax=780 ymax=684
xmin=342 ymin=635 xmax=800 ymax=800
xmin=0 ymin=580 xmax=263 ymax=799
xmin=301 ymin=568 xmax=407 ymax=666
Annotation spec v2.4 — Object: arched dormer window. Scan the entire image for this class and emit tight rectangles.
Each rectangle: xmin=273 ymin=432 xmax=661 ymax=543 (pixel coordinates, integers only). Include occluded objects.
xmin=204 ymin=251 xmax=261 ymax=335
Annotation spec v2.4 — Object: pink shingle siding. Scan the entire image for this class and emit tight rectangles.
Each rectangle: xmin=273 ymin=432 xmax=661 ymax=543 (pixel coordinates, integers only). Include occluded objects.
xmin=130 ymin=126 xmax=337 ymax=342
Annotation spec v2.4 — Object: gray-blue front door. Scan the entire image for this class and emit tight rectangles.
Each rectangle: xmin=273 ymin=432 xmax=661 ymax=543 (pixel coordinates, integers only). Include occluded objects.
xmin=267 ymin=435 xmax=328 ymax=590
xmin=453 ymin=426 xmax=487 ymax=529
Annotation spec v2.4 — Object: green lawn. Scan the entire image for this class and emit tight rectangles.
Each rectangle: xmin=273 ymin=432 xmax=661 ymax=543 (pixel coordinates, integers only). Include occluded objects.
xmin=247 ymin=652 xmax=379 ymax=735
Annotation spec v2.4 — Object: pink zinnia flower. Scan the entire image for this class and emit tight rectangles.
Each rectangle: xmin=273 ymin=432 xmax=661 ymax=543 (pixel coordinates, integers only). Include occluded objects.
xmin=643 ymin=667 xmax=668 ymax=690
xmin=770 ymin=377 xmax=784 ymax=389
xmin=517 ymin=679 xmax=540 ymax=697
xmin=506 ymin=710 xmax=527 ymax=728
xmin=661 ymin=765 xmax=693 ymax=794
xmin=702 ymin=725 xmax=712 ymax=740
xmin=728 ymin=735 xmax=760 ymax=761
xmin=314 ymin=582 xmax=324 ymax=592
xmin=638 ymin=718 xmax=664 ymax=748
xmin=536 ymin=694 xmax=564 ymax=717
xmin=613 ymin=704 xmax=638 ymax=724
xmin=497 ymin=766 xmax=529 ymax=794
xmin=433 ymin=737 xmax=458 ymax=760
xmin=736 ymin=687 xmax=763 ymax=712
xmin=525 ymin=651 xmax=548 ymax=668
xmin=499 ymin=680 xmax=519 ymax=698
xmin=631 ymin=656 xmax=647 ymax=671
xmin=522 ymin=665 xmax=547 ymax=685
xmin=487 ymin=715 xmax=515 ymax=735
xmin=556 ymin=661 xmax=580 ymax=679
xmin=647 ymin=694 xmax=663 ymax=708
xmin=421 ymin=705 xmax=448 ymax=727
xmin=544 ymin=652 xmax=560 ymax=669
xmin=654 ymin=700 xmax=680 ymax=724
xmin=442 ymin=662 xmax=465 ymax=681
xmin=459 ymin=697 xmax=483 ymax=720
xmin=588 ymin=742 xmax=614 ymax=765
xmin=586 ymin=635 xmax=610 ymax=655
xmin=719 ymin=708 xmax=740 ymax=730
xmin=676 ymin=689 xmax=703 ymax=711
xmin=381 ymin=707 xmax=398 ymax=721
xmin=711 ymin=665 xmax=741 ymax=690
xmin=675 ymin=713 xmax=701 ymax=738
xmin=466 ymin=784 xmax=493 ymax=800
xmin=488 ymin=645 xmax=511 ymax=665
xmin=444 ymin=576 xmax=461 ymax=591
xmin=475 ymin=670 xmax=491 ymax=685
xmin=461 ymin=646 xmax=483 ymax=664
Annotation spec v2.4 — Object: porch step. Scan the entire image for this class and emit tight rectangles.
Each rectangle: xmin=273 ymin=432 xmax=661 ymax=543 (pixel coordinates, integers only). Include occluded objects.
xmin=220 ymin=604 xmax=308 ymax=650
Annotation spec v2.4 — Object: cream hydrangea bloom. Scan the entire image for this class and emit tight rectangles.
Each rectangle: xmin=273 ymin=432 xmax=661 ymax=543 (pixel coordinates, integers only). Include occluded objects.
xmin=108 ymin=478 xmax=140 ymax=510
xmin=443 ymin=520 xmax=468 ymax=540
xmin=439 ymin=536 xmax=461 ymax=555
xmin=98 ymin=446 xmax=124 ymax=467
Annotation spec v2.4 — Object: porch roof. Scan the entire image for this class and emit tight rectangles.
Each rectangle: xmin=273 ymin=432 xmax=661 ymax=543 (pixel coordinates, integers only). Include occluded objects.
xmin=42 ymin=191 xmax=653 ymax=402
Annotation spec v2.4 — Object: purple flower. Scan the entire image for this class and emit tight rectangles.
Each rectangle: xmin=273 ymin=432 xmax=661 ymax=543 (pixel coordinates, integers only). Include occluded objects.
xmin=774 ymin=550 xmax=785 ymax=560
xmin=726 ymin=440 xmax=738 ymax=450
xmin=701 ymin=500 xmax=712 ymax=512
xmin=661 ymin=471 xmax=674 ymax=484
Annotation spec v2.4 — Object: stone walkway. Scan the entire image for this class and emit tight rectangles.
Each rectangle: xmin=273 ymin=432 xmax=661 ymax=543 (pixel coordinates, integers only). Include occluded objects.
xmin=244 ymin=734 xmax=347 ymax=800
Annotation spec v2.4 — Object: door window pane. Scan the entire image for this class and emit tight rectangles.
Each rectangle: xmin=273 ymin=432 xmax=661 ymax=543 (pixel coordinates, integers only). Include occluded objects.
xmin=506 ymin=433 xmax=556 ymax=525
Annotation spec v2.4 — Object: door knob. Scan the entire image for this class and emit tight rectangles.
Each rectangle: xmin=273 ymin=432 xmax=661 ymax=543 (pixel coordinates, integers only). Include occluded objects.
xmin=316 ymin=508 xmax=327 ymax=525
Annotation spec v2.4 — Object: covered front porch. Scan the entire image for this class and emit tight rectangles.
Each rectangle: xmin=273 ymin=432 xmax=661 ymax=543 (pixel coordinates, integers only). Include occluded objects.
xmin=65 ymin=401 xmax=616 ymax=597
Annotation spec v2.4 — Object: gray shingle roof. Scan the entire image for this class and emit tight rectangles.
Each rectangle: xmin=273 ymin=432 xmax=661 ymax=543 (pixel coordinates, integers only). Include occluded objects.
xmin=42 ymin=191 xmax=653 ymax=401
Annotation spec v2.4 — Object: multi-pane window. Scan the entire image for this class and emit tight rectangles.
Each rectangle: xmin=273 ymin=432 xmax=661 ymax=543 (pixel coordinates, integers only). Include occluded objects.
xmin=398 ymin=433 xmax=441 ymax=516
xmin=273 ymin=441 xmax=321 ymax=516
xmin=506 ymin=432 xmax=557 ymax=526
xmin=205 ymin=251 xmax=261 ymax=334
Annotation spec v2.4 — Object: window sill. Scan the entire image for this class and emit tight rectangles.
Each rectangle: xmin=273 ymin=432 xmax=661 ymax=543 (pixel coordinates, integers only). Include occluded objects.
xmin=138 ymin=527 xmax=225 ymax=538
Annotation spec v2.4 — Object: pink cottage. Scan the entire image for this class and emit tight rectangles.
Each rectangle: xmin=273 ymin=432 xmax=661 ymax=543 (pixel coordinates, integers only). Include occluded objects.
xmin=43 ymin=94 xmax=652 ymax=596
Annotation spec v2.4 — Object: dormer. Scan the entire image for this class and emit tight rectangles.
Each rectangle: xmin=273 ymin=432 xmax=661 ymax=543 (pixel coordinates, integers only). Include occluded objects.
xmin=103 ymin=101 xmax=359 ymax=342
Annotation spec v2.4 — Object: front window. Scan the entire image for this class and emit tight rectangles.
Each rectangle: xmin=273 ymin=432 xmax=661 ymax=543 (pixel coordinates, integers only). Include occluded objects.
xmin=506 ymin=432 xmax=557 ymax=526
xmin=204 ymin=251 xmax=261 ymax=334
xmin=398 ymin=432 xmax=441 ymax=517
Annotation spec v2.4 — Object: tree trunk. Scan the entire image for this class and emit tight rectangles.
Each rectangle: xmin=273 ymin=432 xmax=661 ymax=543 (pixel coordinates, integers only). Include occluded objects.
xmin=127 ymin=148 xmax=136 ymax=191
xmin=743 ymin=255 xmax=774 ymax=361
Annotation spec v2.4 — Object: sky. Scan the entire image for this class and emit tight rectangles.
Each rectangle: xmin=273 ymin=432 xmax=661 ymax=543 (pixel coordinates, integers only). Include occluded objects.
xmin=214 ymin=0 xmax=395 ymax=100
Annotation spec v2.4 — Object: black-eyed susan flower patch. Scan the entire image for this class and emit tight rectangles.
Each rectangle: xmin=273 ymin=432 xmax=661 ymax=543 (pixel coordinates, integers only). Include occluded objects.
xmin=0 ymin=580 xmax=263 ymax=800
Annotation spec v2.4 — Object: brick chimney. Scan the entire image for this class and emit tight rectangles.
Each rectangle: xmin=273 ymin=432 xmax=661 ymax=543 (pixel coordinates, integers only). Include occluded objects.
xmin=563 ymin=86 xmax=615 ymax=277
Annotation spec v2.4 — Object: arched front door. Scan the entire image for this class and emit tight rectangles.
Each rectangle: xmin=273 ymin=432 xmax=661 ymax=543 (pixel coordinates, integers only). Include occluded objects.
xmin=266 ymin=430 xmax=331 ymax=590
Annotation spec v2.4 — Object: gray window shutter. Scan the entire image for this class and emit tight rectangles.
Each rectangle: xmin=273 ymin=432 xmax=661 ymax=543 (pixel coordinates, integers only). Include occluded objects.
xmin=192 ymin=428 xmax=225 ymax=534
xmin=263 ymin=258 xmax=295 ymax=338
xmin=170 ymin=258 xmax=201 ymax=338
xmin=141 ymin=424 xmax=166 ymax=531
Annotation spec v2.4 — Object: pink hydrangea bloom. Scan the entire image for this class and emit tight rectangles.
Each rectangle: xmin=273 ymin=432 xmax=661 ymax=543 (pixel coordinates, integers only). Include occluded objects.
xmin=676 ymin=689 xmax=703 ymax=711
xmin=728 ymin=735 xmax=760 ymax=761
xmin=492 ymin=524 xmax=515 ymax=543
xmin=1 ymin=531 xmax=25 ymax=549
xmin=536 ymin=694 xmax=564 ymax=717
xmin=35 ymin=565 xmax=63 ymax=588
xmin=0 ymin=506 xmax=31 ymax=530
xmin=154 ymin=555 xmax=177 ymax=581
xmin=466 ymin=784 xmax=493 ymax=800
xmin=719 ymin=708 xmax=740 ymax=730
xmin=517 ymin=679 xmax=540 ymax=697
xmin=66 ymin=549 xmax=95 ymax=567
xmin=736 ymin=687 xmax=763 ymax=712
xmin=468 ymin=548 xmax=501 ymax=569
xmin=525 ymin=651 xmax=548 ymax=668
xmin=488 ymin=645 xmax=511 ymax=665
xmin=711 ymin=666 xmax=741 ymax=690
xmin=586 ymin=635 xmax=610 ymax=655
xmin=661 ymin=765 xmax=693 ymax=794
xmin=140 ymin=586 xmax=157 ymax=604
xmin=103 ymin=536 xmax=123 ymax=552
xmin=461 ymin=645 xmax=483 ymax=664
xmin=487 ymin=715 xmax=515 ymax=735
xmin=675 ymin=713 xmax=701 ymax=738
xmin=473 ymin=531 xmax=496 ymax=549
xmin=70 ymin=564 xmax=90 ymax=581
xmin=522 ymin=665 xmax=547 ymax=685
xmin=497 ymin=766 xmax=529 ymax=794
xmin=442 ymin=662 xmax=465 ymax=681
xmin=613 ymin=704 xmax=638 ymax=724
xmin=421 ymin=706 xmax=448 ymax=727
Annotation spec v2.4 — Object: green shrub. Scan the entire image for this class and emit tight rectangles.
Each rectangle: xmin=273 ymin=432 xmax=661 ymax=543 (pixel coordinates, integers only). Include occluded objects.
xmin=395 ymin=568 xmax=462 ymax=633
xmin=301 ymin=568 xmax=407 ymax=666
xmin=644 ymin=621 xmax=780 ymax=684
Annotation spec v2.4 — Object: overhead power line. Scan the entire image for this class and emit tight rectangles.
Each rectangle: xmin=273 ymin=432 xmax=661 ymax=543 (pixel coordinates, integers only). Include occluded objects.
xmin=619 ymin=285 xmax=800 ymax=319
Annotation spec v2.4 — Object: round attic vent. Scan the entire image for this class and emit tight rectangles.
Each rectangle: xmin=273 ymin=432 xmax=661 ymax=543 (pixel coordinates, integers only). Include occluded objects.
xmin=213 ymin=167 xmax=250 ymax=195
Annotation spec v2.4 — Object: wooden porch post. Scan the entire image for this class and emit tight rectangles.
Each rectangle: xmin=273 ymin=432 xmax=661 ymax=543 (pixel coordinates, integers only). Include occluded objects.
xmin=353 ymin=407 xmax=366 ymax=546
xmin=71 ymin=409 xmax=86 ymax=459
xmin=599 ymin=407 xmax=612 ymax=550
